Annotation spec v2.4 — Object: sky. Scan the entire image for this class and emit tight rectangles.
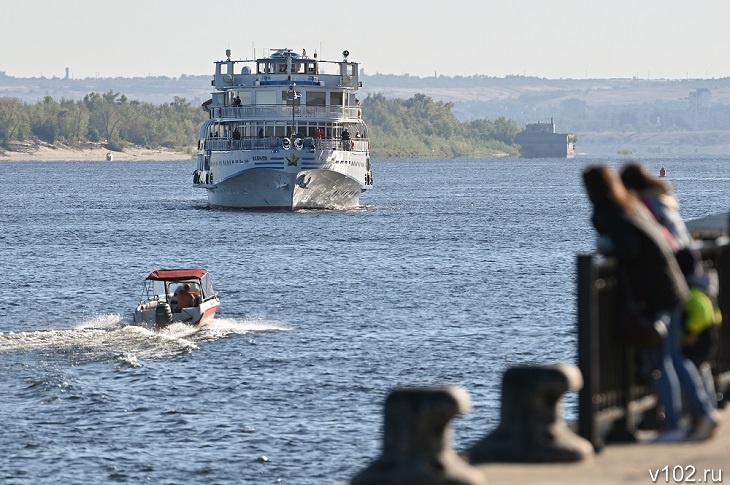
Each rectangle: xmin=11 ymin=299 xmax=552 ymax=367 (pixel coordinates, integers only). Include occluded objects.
xmin=3 ymin=0 xmax=730 ymax=80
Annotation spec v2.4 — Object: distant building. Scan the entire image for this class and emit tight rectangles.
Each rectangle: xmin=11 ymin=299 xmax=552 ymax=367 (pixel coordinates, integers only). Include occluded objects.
xmin=515 ymin=118 xmax=575 ymax=158
xmin=688 ymin=88 xmax=711 ymax=130
xmin=689 ymin=88 xmax=711 ymax=109
xmin=65 ymin=67 xmax=70 ymax=80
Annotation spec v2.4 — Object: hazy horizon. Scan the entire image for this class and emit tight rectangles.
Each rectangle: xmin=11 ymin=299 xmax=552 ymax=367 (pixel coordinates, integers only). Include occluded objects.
xmin=3 ymin=0 xmax=729 ymax=81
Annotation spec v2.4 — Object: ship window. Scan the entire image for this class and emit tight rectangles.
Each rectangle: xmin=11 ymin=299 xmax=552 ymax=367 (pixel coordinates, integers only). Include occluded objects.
xmin=330 ymin=92 xmax=343 ymax=106
xmin=307 ymin=125 xmax=319 ymax=137
xmin=217 ymin=62 xmax=234 ymax=76
xmin=283 ymin=90 xmax=301 ymax=106
xmin=339 ymin=63 xmax=355 ymax=76
xmin=237 ymin=91 xmax=252 ymax=106
xmin=255 ymin=90 xmax=276 ymax=105
xmin=306 ymin=92 xmax=325 ymax=107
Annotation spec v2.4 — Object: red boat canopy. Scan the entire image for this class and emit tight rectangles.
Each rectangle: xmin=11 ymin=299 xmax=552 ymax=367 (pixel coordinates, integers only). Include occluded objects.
xmin=146 ymin=268 xmax=209 ymax=281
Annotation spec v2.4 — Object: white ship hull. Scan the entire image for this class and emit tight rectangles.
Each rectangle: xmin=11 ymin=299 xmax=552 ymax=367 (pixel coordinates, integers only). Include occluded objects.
xmin=195 ymin=146 xmax=370 ymax=210
xmin=207 ymin=168 xmax=362 ymax=210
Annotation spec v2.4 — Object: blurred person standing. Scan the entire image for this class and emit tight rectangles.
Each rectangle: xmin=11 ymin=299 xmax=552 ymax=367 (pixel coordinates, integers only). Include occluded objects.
xmin=620 ymin=162 xmax=693 ymax=249
xmin=621 ymin=161 xmax=722 ymax=411
xmin=582 ymin=165 xmax=719 ymax=441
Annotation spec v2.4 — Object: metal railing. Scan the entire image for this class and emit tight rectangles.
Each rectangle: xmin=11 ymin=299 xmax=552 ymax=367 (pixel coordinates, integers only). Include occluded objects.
xmin=200 ymin=136 xmax=369 ymax=153
xmin=577 ymin=240 xmax=729 ymax=451
xmin=211 ymin=104 xmax=361 ymax=121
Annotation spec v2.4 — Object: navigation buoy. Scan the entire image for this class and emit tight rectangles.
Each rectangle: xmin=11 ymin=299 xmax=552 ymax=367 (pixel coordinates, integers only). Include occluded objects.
xmin=659 ymin=166 xmax=666 ymax=177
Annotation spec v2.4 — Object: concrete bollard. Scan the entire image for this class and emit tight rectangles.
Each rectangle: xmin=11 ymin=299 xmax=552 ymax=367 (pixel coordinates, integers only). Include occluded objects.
xmin=351 ymin=385 xmax=488 ymax=485
xmin=467 ymin=363 xmax=594 ymax=463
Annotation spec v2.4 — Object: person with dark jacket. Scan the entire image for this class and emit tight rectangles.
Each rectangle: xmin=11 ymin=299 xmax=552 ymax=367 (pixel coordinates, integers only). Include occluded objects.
xmin=620 ymin=162 xmax=693 ymax=250
xmin=582 ymin=165 xmax=719 ymax=441
xmin=621 ymin=162 xmax=720 ymax=411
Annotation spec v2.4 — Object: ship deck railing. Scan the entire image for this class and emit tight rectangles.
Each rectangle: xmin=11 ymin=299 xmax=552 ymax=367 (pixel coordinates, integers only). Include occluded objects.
xmin=202 ymin=136 xmax=369 ymax=153
xmin=211 ymin=104 xmax=362 ymax=121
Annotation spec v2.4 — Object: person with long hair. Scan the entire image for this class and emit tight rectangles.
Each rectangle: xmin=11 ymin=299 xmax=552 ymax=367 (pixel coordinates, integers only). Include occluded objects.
xmin=619 ymin=162 xmax=693 ymax=249
xmin=621 ymin=161 xmax=721 ymax=413
xmin=582 ymin=165 xmax=719 ymax=441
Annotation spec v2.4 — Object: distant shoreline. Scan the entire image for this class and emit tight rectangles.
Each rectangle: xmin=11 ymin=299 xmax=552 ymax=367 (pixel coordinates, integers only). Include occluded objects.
xmin=0 ymin=142 xmax=193 ymax=162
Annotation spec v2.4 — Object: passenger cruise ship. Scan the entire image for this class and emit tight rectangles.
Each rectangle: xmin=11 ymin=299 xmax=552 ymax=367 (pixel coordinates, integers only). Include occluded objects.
xmin=194 ymin=48 xmax=372 ymax=210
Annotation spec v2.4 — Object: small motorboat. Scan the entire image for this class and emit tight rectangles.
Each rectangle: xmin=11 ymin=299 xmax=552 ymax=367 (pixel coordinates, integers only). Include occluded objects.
xmin=133 ymin=268 xmax=221 ymax=327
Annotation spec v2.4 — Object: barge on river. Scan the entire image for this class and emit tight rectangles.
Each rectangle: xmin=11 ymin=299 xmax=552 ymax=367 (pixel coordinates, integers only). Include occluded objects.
xmin=194 ymin=48 xmax=373 ymax=210
xmin=515 ymin=118 xmax=576 ymax=158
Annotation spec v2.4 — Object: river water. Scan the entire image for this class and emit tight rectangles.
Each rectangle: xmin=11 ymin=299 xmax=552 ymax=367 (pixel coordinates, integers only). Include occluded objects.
xmin=0 ymin=157 xmax=727 ymax=484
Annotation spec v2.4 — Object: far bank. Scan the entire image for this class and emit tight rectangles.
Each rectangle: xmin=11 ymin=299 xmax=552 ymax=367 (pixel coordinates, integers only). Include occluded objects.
xmin=0 ymin=141 xmax=193 ymax=162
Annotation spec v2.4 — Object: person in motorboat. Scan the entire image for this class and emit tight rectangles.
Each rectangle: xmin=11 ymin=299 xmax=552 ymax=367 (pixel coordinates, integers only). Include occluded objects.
xmin=134 ymin=269 xmax=220 ymax=327
xmin=176 ymin=284 xmax=196 ymax=310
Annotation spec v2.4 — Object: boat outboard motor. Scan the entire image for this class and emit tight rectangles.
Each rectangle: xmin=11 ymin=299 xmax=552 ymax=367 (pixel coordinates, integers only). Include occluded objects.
xmin=155 ymin=302 xmax=173 ymax=327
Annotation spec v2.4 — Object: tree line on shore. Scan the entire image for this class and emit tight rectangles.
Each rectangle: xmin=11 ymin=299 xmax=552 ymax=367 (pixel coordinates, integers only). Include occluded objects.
xmin=0 ymin=91 xmax=522 ymax=157
xmin=0 ymin=92 xmax=206 ymax=154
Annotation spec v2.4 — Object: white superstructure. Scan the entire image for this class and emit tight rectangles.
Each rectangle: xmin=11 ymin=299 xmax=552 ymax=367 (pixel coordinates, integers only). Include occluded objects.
xmin=194 ymin=48 xmax=373 ymax=210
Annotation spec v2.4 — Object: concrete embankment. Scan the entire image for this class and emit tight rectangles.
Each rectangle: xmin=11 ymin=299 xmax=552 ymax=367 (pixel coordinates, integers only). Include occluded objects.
xmin=477 ymin=406 xmax=728 ymax=484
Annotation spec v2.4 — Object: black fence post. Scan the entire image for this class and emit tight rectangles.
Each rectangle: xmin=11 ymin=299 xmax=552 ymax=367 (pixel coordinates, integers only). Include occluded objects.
xmin=702 ymin=241 xmax=730 ymax=405
xmin=576 ymin=254 xmax=656 ymax=450
xmin=577 ymin=254 xmax=600 ymax=450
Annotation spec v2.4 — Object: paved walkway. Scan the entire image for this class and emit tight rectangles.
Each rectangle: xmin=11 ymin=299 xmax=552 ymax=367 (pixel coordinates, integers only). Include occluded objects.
xmin=476 ymin=407 xmax=728 ymax=484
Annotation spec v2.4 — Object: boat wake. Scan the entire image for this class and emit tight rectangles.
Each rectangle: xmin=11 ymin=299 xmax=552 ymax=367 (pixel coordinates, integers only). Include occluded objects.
xmin=0 ymin=314 xmax=290 ymax=363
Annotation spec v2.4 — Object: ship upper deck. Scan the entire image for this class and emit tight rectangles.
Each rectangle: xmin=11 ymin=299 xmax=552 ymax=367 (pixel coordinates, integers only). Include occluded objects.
xmin=211 ymin=48 xmax=360 ymax=92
